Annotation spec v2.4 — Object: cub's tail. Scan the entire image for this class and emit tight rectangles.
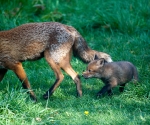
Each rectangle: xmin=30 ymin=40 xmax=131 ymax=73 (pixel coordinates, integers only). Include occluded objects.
xmin=67 ymin=26 xmax=112 ymax=63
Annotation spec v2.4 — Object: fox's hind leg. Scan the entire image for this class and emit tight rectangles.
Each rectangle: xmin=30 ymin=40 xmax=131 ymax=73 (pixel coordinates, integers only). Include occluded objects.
xmin=0 ymin=69 xmax=8 ymax=81
xmin=43 ymin=49 xmax=82 ymax=99
xmin=119 ymin=83 xmax=126 ymax=92
xmin=43 ymin=65 xmax=64 ymax=99
xmin=60 ymin=55 xmax=82 ymax=97
xmin=4 ymin=61 xmax=36 ymax=101
xmin=62 ymin=66 xmax=82 ymax=97
xmin=43 ymin=50 xmax=64 ymax=99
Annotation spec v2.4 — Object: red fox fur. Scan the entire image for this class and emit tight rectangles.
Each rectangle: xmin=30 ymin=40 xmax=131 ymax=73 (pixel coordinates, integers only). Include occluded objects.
xmin=0 ymin=22 xmax=112 ymax=101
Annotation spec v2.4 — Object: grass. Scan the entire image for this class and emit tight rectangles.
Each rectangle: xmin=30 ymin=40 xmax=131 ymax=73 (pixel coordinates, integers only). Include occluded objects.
xmin=0 ymin=0 xmax=150 ymax=124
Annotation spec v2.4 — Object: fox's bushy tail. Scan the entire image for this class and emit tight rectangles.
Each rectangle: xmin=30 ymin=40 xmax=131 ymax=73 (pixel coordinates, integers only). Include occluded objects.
xmin=71 ymin=29 xmax=112 ymax=63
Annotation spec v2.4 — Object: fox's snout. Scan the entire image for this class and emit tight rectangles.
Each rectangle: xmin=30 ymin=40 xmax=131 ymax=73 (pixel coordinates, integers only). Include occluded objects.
xmin=82 ymin=71 xmax=90 ymax=79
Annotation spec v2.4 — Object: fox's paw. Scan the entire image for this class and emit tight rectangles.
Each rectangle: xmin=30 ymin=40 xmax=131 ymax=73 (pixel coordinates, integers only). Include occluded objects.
xmin=77 ymin=93 xmax=82 ymax=97
xmin=96 ymin=93 xmax=103 ymax=99
xmin=43 ymin=94 xmax=49 ymax=100
xmin=30 ymin=95 xmax=37 ymax=102
xmin=43 ymin=91 xmax=52 ymax=100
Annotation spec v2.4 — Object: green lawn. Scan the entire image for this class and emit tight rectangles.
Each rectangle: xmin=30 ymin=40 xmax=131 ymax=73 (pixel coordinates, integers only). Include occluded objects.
xmin=0 ymin=0 xmax=150 ymax=125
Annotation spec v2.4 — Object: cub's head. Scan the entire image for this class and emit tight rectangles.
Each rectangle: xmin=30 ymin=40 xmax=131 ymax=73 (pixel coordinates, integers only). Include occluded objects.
xmin=82 ymin=55 xmax=106 ymax=79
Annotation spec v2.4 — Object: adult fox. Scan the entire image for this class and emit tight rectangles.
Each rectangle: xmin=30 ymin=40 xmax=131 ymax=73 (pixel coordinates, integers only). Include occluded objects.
xmin=0 ymin=22 xmax=112 ymax=101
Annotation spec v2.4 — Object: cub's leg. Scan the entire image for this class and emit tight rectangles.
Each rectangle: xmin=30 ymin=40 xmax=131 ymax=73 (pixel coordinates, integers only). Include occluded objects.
xmin=97 ymin=79 xmax=117 ymax=97
xmin=97 ymin=84 xmax=112 ymax=97
xmin=119 ymin=83 xmax=126 ymax=92
xmin=0 ymin=69 xmax=8 ymax=81
xmin=107 ymin=89 xmax=113 ymax=96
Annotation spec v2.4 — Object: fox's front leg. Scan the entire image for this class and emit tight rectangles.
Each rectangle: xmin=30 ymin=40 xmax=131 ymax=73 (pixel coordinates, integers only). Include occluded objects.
xmin=97 ymin=80 xmax=117 ymax=97
xmin=5 ymin=61 xmax=37 ymax=101
xmin=97 ymin=84 xmax=112 ymax=97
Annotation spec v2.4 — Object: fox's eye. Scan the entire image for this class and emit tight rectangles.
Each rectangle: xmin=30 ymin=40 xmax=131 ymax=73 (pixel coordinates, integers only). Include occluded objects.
xmin=89 ymin=69 xmax=91 ymax=72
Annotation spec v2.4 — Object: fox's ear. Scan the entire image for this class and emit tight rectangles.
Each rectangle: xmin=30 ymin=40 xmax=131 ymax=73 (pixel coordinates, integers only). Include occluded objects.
xmin=96 ymin=58 xmax=105 ymax=66
xmin=94 ymin=54 xmax=99 ymax=60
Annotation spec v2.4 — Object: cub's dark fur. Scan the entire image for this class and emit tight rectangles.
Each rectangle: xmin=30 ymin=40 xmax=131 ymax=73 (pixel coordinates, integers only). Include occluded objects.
xmin=82 ymin=55 xmax=138 ymax=96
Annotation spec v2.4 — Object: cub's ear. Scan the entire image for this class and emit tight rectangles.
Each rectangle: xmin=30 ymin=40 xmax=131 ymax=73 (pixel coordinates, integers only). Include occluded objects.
xmin=96 ymin=58 xmax=105 ymax=66
xmin=94 ymin=54 xmax=99 ymax=60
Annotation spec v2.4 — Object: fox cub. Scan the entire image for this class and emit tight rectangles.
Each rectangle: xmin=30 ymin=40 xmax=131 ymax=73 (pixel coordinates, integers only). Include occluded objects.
xmin=82 ymin=55 xmax=138 ymax=96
